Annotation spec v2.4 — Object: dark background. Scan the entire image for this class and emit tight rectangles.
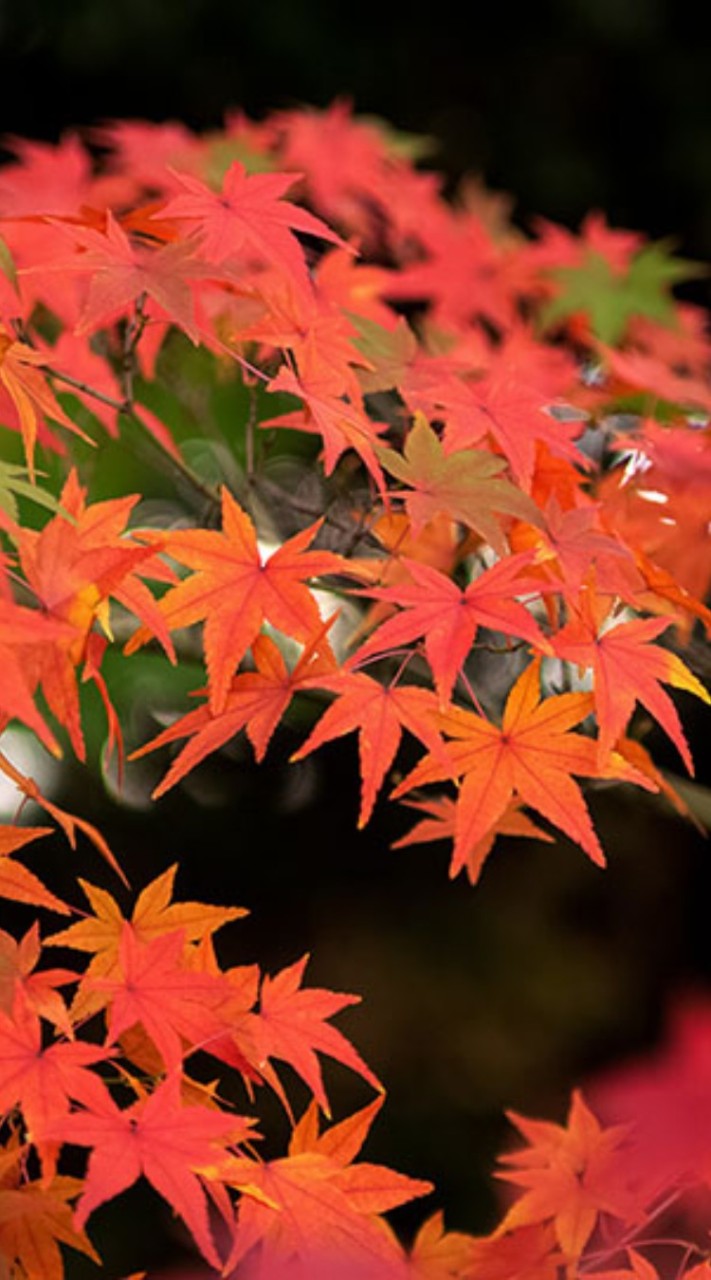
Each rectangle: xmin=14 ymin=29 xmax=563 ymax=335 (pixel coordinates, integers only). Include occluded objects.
xmin=1 ymin=1 xmax=711 ymax=1271
xmin=2 ymin=0 xmax=711 ymax=258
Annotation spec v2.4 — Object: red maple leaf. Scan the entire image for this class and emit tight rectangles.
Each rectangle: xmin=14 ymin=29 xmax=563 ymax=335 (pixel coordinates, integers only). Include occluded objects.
xmin=255 ymin=954 xmax=382 ymax=1114
xmin=158 ymin=161 xmax=346 ymax=297
xmin=45 ymin=1072 xmax=250 ymax=1270
xmin=553 ymin=585 xmax=710 ymax=770
xmin=350 ymin=552 xmax=552 ymax=705
xmin=291 ymin=670 xmax=445 ymax=827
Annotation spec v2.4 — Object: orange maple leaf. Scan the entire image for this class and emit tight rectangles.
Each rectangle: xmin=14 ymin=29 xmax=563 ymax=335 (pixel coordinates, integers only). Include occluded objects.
xmin=127 ymin=487 xmax=346 ymax=714
xmin=0 ymin=326 xmax=90 ymax=479
xmin=392 ymin=795 xmax=553 ymax=885
xmin=223 ymin=1140 xmax=431 ymax=1277
xmin=391 ymin=658 xmax=654 ymax=873
xmin=131 ymin=627 xmax=338 ymax=798
xmin=0 ymin=1158 xmax=100 ymax=1280
xmin=494 ymin=1090 xmax=642 ymax=1263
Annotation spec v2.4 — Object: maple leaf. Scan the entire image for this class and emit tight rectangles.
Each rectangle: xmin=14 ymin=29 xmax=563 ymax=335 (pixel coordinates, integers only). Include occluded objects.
xmin=350 ymin=313 xmax=418 ymax=394
xmin=377 ymin=414 xmax=541 ymax=554
xmin=291 ymin=670 xmax=445 ymax=827
xmin=130 ymin=627 xmax=338 ymax=798
xmin=401 ymin=364 xmax=583 ymax=489
xmin=462 ymin=1223 xmax=563 ymax=1280
xmin=47 ymin=863 xmax=244 ymax=1024
xmin=8 ymin=468 xmax=174 ymax=760
xmin=494 ymin=1089 xmax=641 ymax=1263
xmin=391 ymin=658 xmax=655 ymax=874
xmin=263 ymin=362 xmax=388 ymax=492
xmin=392 ymin=795 xmax=553 ymax=885
xmin=89 ymin=922 xmax=239 ymax=1069
xmin=35 ymin=211 xmax=211 ymax=342
xmin=509 ymin=498 xmax=635 ymax=598
xmin=45 ymin=1072 xmax=249 ymax=1270
xmin=553 ymin=586 xmax=710 ymax=771
xmin=0 ymin=824 xmax=72 ymax=915
xmin=0 ymin=1167 xmax=100 ymax=1280
xmin=0 ymin=995 xmax=110 ymax=1170
xmin=0 ymin=326 xmax=89 ymax=479
xmin=0 ymin=750 xmax=125 ymax=883
xmin=256 ymin=954 xmax=382 ymax=1114
xmin=126 ymin=487 xmax=346 ymax=714
xmin=350 ymin=552 xmax=552 ymax=706
xmin=289 ymin=1096 xmax=386 ymax=1164
xmin=224 ymin=1146 xmax=431 ymax=1277
xmin=158 ymin=160 xmax=346 ymax=297
xmin=0 ymin=922 xmax=77 ymax=1035
xmin=542 ymin=243 xmax=702 ymax=343
xmin=407 ymin=1209 xmax=477 ymax=1279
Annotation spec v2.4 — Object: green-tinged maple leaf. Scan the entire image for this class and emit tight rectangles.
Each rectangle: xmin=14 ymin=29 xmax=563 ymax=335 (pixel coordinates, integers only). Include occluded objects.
xmin=43 ymin=1072 xmax=251 ymax=1271
xmin=350 ymin=314 xmax=418 ymax=393
xmin=378 ymin=414 xmax=541 ymax=553
xmin=126 ymin=487 xmax=346 ymax=715
xmin=0 ymin=462 xmax=61 ymax=522
xmin=542 ymin=243 xmax=704 ymax=344
xmin=0 ymin=233 xmax=18 ymax=291
xmin=391 ymin=658 xmax=656 ymax=874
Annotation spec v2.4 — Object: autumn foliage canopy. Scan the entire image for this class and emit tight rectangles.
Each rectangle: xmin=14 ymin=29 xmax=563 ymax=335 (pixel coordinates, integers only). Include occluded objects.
xmin=0 ymin=102 xmax=709 ymax=1278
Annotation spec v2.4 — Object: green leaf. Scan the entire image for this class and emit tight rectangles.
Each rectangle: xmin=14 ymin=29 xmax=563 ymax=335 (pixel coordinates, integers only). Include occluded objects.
xmin=0 ymin=233 xmax=18 ymax=292
xmin=541 ymin=242 xmax=706 ymax=344
xmin=0 ymin=462 xmax=63 ymax=521
xmin=349 ymin=314 xmax=418 ymax=393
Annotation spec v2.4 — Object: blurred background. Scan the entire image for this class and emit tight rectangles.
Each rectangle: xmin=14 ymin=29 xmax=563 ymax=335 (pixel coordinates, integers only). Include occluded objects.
xmin=0 ymin=0 xmax=710 ymax=1273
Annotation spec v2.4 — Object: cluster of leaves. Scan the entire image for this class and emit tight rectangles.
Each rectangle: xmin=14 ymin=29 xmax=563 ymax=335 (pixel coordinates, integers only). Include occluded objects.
xmin=0 ymin=101 xmax=709 ymax=1277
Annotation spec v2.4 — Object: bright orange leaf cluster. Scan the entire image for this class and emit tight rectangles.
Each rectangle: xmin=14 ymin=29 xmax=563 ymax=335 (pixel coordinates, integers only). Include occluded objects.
xmin=0 ymin=101 xmax=708 ymax=1276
